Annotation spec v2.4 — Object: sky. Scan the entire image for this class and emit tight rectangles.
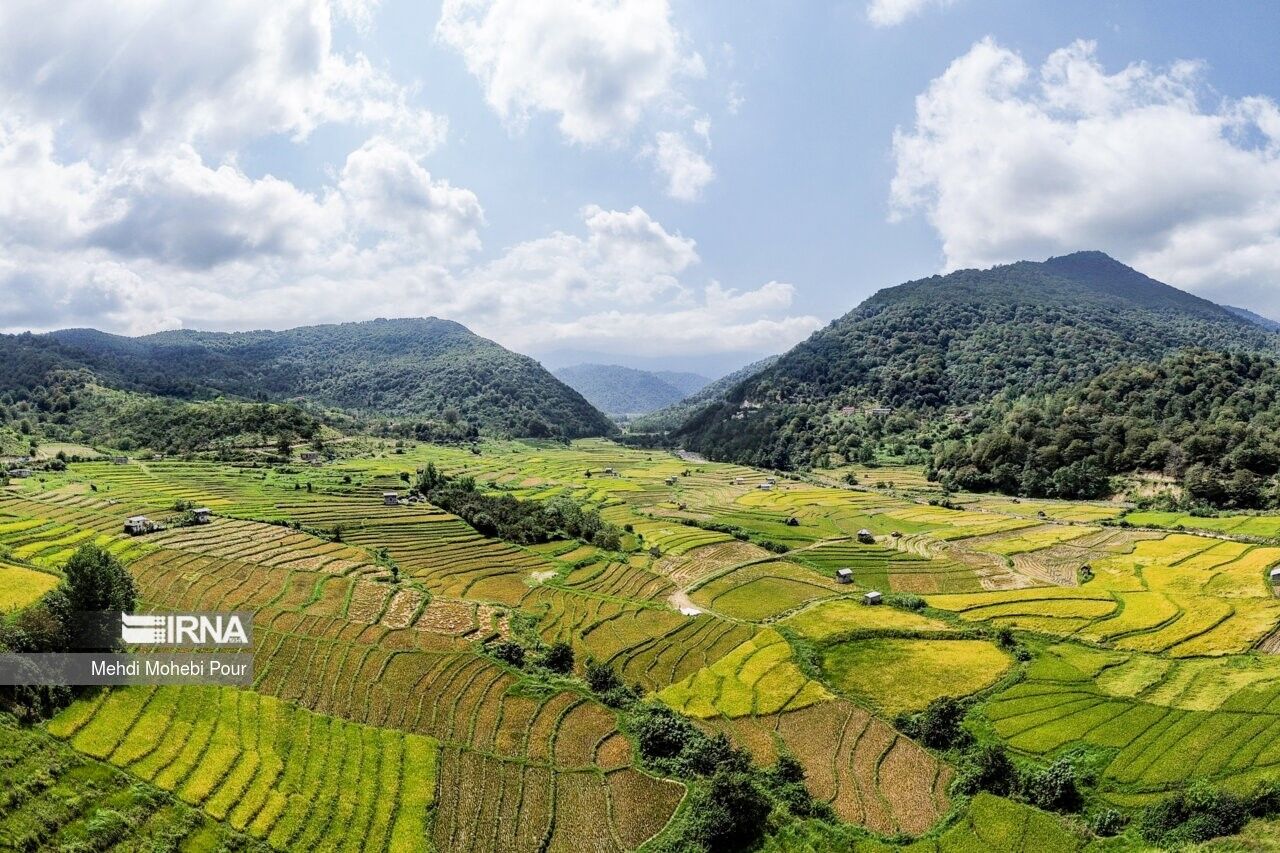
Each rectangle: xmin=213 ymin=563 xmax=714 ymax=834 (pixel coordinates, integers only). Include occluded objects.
xmin=1 ymin=1 xmax=1279 ymax=375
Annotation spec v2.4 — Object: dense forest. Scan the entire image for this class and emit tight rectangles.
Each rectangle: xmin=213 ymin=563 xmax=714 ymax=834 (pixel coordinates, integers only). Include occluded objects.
xmin=0 ymin=359 xmax=322 ymax=455
xmin=933 ymin=350 xmax=1280 ymax=507
xmin=676 ymin=253 xmax=1276 ymax=469
xmin=629 ymin=355 xmax=779 ymax=434
xmin=2 ymin=318 xmax=614 ymax=441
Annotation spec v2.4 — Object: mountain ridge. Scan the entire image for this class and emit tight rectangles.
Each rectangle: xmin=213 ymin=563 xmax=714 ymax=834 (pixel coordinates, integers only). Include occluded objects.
xmin=6 ymin=317 xmax=615 ymax=440
xmin=674 ymin=251 xmax=1275 ymax=468
xmin=553 ymin=363 xmax=710 ymax=416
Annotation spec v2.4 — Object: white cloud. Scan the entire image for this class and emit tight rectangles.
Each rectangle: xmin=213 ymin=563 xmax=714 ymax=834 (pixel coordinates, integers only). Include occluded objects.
xmin=0 ymin=0 xmax=795 ymax=354
xmin=436 ymin=0 xmax=701 ymax=145
xmin=0 ymin=0 xmax=442 ymax=154
xmin=891 ymin=38 xmax=1280 ymax=309
xmin=867 ymin=0 xmax=956 ymax=28
xmin=435 ymin=0 xmax=714 ymax=200
xmin=338 ymin=137 xmax=484 ymax=262
xmin=649 ymin=131 xmax=715 ymax=201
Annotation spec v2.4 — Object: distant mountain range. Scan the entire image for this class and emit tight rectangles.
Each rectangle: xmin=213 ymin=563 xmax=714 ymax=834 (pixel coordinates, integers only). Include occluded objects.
xmin=628 ymin=355 xmax=781 ymax=433
xmin=2 ymin=318 xmax=614 ymax=446
xmin=675 ymin=251 xmax=1278 ymax=469
xmin=552 ymin=363 xmax=711 ymax=417
xmin=1225 ymin=305 xmax=1280 ymax=332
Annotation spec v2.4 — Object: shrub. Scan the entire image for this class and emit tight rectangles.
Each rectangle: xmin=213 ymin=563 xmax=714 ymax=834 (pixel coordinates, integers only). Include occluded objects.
xmin=1021 ymin=757 xmax=1082 ymax=813
xmin=680 ymin=771 xmax=771 ymax=853
xmin=538 ymin=641 xmax=574 ymax=674
xmin=955 ymin=743 xmax=1018 ymax=797
xmin=898 ymin=696 xmax=970 ymax=750
xmin=490 ymin=640 xmax=525 ymax=668
xmin=886 ymin=593 xmax=926 ymax=612
xmin=1089 ymin=808 xmax=1128 ymax=837
xmin=1139 ymin=783 xmax=1248 ymax=845
xmin=585 ymin=659 xmax=623 ymax=693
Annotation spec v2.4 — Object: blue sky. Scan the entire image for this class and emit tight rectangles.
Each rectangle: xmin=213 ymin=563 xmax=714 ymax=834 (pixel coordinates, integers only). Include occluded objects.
xmin=2 ymin=1 xmax=1278 ymax=375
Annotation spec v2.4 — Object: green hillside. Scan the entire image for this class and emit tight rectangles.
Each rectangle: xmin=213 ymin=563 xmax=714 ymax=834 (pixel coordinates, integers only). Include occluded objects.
xmin=934 ymin=348 xmax=1280 ymax=507
xmin=675 ymin=252 xmax=1274 ymax=469
xmin=3 ymin=318 xmax=614 ymax=440
xmin=552 ymin=363 xmax=706 ymax=416
xmin=629 ymin=354 xmax=780 ymax=433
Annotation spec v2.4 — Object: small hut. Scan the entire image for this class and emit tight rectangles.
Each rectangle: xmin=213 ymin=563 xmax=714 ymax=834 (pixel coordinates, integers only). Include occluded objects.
xmin=856 ymin=528 xmax=875 ymax=544
xmin=124 ymin=515 xmax=153 ymax=535
xmin=836 ymin=568 xmax=854 ymax=584
xmin=665 ymin=476 xmax=678 ymax=486
xmin=8 ymin=468 xmax=32 ymax=479
xmin=1270 ymin=567 xmax=1280 ymax=584
xmin=383 ymin=492 xmax=400 ymax=506
xmin=192 ymin=507 xmax=212 ymax=524
xmin=862 ymin=590 xmax=883 ymax=606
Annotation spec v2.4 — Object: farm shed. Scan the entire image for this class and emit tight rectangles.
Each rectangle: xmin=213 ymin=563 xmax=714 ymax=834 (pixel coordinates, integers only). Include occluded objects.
xmin=665 ymin=476 xmax=678 ymax=485
xmin=862 ymin=590 xmax=883 ymax=606
xmin=192 ymin=508 xmax=212 ymax=524
xmin=383 ymin=492 xmax=400 ymax=506
xmin=757 ymin=483 xmax=773 ymax=491
xmin=1271 ymin=567 xmax=1280 ymax=583
xmin=836 ymin=568 xmax=853 ymax=584
xmin=8 ymin=468 xmax=32 ymax=478
xmin=124 ymin=516 xmax=153 ymax=535
xmin=857 ymin=529 xmax=875 ymax=544
xmin=112 ymin=456 xmax=129 ymax=465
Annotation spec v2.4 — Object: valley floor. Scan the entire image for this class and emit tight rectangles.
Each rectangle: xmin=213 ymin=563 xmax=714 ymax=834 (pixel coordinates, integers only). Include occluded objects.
xmin=6 ymin=438 xmax=1280 ymax=850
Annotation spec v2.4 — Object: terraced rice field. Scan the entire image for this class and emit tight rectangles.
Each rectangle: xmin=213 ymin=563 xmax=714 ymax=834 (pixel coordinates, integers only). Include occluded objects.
xmin=701 ymin=698 xmax=953 ymax=834
xmin=983 ymin=642 xmax=1280 ymax=793
xmin=0 ymin=716 xmax=249 ymax=850
xmin=47 ymin=685 xmax=438 ymax=850
xmin=658 ymin=628 xmax=830 ymax=718
xmin=928 ymin=532 xmax=1280 ymax=655
xmin=821 ymin=638 xmax=1012 ymax=715
xmin=0 ymin=559 xmax=58 ymax=609
xmin=17 ymin=443 xmax=1280 ymax=849
xmin=781 ymin=598 xmax=950 ymax=639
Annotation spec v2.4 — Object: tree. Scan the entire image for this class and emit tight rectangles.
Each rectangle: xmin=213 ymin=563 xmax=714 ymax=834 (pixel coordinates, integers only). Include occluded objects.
xmin=683 ymin=770 xmax=771 ymax=852
xmin=490 ymin=640 xmax=525 ymax=668
xmin=585 ymin=659 xmax=622 ymax=694
xmin=46 ymin=544 xmax=137 ymax=650
xmin=538 ymin=641 xmax=574 ymax=674
xmin=957 ymin=743 xmax=1017 ymax=796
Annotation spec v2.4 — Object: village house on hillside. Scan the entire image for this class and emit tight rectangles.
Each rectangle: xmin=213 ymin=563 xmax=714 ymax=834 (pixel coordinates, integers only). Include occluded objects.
xmin=124 ymin=515 xmax=155 ymax=535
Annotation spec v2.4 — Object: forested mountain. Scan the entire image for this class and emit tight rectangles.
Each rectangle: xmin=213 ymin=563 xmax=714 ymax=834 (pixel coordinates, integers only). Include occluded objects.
xmin=934 ymin=350 xmax=1280 ymax=507
xmin=552 ymin=363 xmax=709 ymax=416
xmin=629 ymin=355 xmax=780 ymax=433
xmin=651 ymin=370 xmax=712 ymax=397
xmin=2 ymin=318 xmax=614 ymax=443
xmin=675 ymin=252 xmax=1275 ymax=469
xmin=1225 ymin=305 xmax=1280 ymax=332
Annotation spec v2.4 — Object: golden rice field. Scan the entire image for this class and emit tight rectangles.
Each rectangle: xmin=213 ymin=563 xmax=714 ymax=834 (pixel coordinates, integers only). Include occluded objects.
xmin=9 ymin=442 xmax=1280 ymax=850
